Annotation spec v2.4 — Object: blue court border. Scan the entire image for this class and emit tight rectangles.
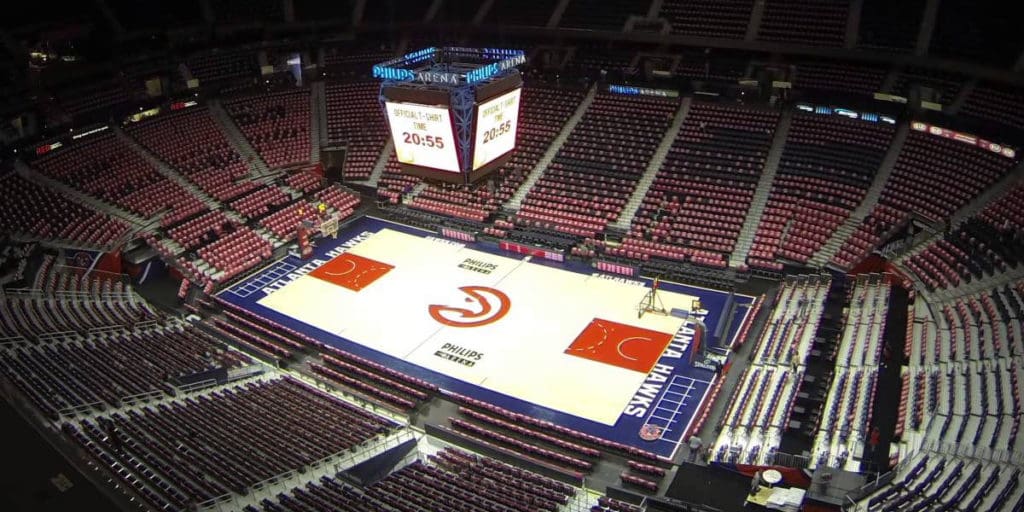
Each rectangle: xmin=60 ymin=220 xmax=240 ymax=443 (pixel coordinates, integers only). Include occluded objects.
xmin=218 ymin=216 xmax=753 ymax=459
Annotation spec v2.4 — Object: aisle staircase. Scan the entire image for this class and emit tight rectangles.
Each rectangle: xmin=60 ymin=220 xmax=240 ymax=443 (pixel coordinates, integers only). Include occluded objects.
xmin=364 ymin=140 xmax=394 ymax=188
xmin=809 ymin=120 xmax=909 ymax=268
xmin=506 ymin=83 xmax=598 ymax=210
xmin=610 ymin=96 xmax=692 ymax=231
xmin=402 ymin=182 xmax=430 ymax=204
xmin=310 ymin=81 xmax=326 ymax=165
xmin=14 ymin=160 xmax=153 ymax=229
xmin=114 ymin=127 xmax=221 ymax=210
xmin=208 ymin=100 xmax=271 ymax=177
xmin=893 ymin=159 xmax=1024 ymax=267
xmin=729 ymin=107 xmax=794 ymax=268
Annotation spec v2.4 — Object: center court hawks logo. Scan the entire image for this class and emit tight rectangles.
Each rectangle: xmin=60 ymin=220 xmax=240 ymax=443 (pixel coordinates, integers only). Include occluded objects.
xmin=428 ymin=286 xmax=511 ymax=327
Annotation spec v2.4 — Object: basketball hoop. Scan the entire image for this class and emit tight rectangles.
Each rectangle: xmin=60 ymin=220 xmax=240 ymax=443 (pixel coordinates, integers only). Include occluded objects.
xmin=320 ymin=216 xmax=339 ymax=239
xmin=637 ymin=275 xmax=668 ymax=318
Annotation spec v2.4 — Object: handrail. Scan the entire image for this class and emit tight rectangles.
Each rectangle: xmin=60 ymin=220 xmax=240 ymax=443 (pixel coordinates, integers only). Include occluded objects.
xmin=195 ymin=493 xmax=233 ymax=510
xmin=36 ymin=330 xmax=81 ymax=341
xmin=2 ymin=287 xmax=136 ymax=301
xmin=173 ymin=379 xmax=218 ymax=394
xmin=58 ymin=401 xmax=106 ymax=418
xmin=119 ymin=390 xmax=164 ymax=407
xmin=0 ymin=336 xmax=29 ymax=348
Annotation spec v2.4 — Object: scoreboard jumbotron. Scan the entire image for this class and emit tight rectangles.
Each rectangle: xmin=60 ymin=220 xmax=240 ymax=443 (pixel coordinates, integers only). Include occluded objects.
xmin=374 ymin=47 xmax=526 ymax=184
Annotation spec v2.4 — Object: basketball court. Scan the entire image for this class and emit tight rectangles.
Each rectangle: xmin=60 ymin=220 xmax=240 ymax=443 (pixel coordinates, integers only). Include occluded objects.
xmin=260 ymin=228 xmax=700 ymax=425
xmin=220 ymin=217 xmax=754 ymax=459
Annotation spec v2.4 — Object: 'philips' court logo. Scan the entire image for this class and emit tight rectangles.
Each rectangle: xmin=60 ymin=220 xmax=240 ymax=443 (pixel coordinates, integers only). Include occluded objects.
xmin=457 ymin=258 xmax=497 ymax=275
xmin=433 ymin=343 xmax=483 ymax=367
xmin=428 ymin=286 xmax=511 ymax=328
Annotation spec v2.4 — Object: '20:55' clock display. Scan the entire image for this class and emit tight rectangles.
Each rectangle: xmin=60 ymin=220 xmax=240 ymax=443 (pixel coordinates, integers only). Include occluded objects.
xmin=402 ymin=132 xmax=445 ymax=148
xmin=386 ymin=101 xmax=461 ymax=173
xmin=472 ymin=88 xmax=521 ymax=170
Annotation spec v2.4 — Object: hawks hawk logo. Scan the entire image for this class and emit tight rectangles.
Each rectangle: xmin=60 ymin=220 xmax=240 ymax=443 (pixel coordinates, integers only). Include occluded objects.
xmin=639 ymin=423 xmax=664 ymax=441
xmin=429 ymin=286 xmax=511 ymax=328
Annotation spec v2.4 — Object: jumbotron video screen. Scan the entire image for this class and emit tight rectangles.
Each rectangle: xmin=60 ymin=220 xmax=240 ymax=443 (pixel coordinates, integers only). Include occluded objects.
xmin=385 ymin=101 xmax=462 ymax=173
xmin=472 ymin=88 xmax=522 ymax=170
